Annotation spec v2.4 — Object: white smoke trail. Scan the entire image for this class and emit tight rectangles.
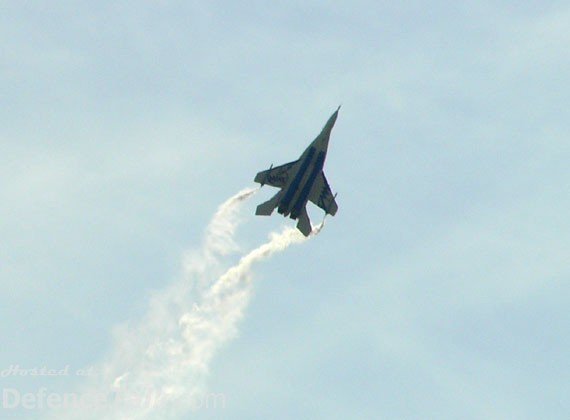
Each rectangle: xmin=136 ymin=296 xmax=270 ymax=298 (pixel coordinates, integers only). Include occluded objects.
xmin=48 ymin=188 xmax=318 ymax=419
xmin=183 ymin=187 xmax=259 ymax=282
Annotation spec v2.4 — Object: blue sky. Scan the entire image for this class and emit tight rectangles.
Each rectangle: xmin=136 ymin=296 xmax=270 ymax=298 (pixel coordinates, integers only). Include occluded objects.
xmin=2 ymin=1 xmax=570 ymax=419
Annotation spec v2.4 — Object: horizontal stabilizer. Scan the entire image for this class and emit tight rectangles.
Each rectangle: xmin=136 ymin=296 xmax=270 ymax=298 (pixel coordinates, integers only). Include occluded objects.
xmin=255 ymin=193 xmax=280 ymax=216
xmin=296 ymin=207 xmax=312 ymax=237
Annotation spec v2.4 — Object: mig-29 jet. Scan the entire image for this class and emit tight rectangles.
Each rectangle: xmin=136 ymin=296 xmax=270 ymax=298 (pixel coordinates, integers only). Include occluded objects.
xmin=254 ymin=107 xmax=340 ymax=236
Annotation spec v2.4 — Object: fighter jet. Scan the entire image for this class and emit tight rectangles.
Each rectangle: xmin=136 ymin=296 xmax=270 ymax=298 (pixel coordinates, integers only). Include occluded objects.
xmin=254 ymin=107 xmax=340 ymax=236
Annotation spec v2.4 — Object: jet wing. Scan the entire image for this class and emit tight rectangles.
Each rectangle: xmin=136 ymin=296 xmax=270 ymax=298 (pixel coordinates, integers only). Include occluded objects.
xmin=309 ymin=172 xmax=338 ymax=216
xmin=254 ymin=160 xmax=298 ymax=188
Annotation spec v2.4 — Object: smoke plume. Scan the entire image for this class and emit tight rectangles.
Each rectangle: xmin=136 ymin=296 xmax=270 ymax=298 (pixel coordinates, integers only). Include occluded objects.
xmin=49 ymin=187 xmax=319 ymax=419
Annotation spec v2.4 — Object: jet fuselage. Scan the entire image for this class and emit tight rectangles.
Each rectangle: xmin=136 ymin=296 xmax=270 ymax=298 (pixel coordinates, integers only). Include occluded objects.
xmin=277 ymin=126 xmax=332 ymax=219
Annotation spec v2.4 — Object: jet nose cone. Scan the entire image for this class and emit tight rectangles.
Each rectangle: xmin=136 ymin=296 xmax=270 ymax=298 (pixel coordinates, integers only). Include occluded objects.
xmin=331 ymin=105 xmax=341 ymax=119
xmin=326 ymin=106 xmax=340 ymax=129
